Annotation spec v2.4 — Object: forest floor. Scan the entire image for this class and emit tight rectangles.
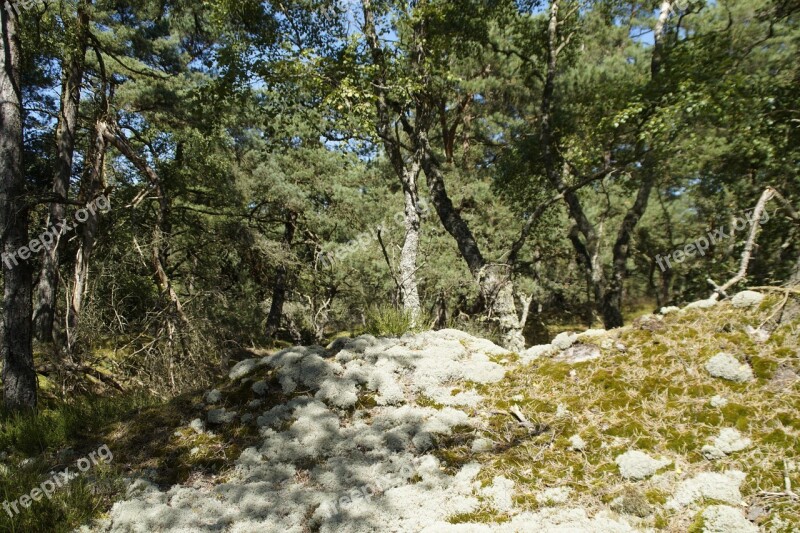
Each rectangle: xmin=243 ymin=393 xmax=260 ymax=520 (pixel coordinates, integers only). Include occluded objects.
xmin=4 ymin=290 xmax=798 ymax=532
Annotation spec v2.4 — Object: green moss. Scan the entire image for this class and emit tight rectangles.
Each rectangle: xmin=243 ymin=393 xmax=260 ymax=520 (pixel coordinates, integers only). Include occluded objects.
xmin=662 ymin=428 xmax=701 ymax=454
xmin=772 ymin=347 xmax=796 ymax=358
xmin=653 ymin=511 xmax=670 ymax=529
xmin=761 ymin=429 xmax=795 ymax=449
xmin=776 ymin=411 xmax=799 ymax=429
xmin=720 ymin=403 xmax=751 ymax=430
xmin=687 ymin=510 xmax=705 ymax=533
xmin=750 ymin=356 xmax=779 ymax=379
xmin=448 ymin=511 xmax=510 ymax=524
xmin=645 ymin=488 xmax=668 ymax=505
xmin=535 ymin=361 xmax=574 ymax=381
xmin=416 ymin=395 xmax=445 ymax=410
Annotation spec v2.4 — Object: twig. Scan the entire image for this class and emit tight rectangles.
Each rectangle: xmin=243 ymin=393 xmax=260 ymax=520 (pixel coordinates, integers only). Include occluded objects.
xmin=509 ymin=405 xmax=537 ymax=430
xmin=758 ymin=460 xmax=798 ymax=500
xmin=759 ymin=289 xmax=791 ymax=329
xmin=706 ymin=278 xmax=728 ymax=299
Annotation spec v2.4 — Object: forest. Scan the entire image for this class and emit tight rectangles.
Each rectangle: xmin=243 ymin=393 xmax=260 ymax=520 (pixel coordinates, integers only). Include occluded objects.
xmin=0 ymin=0 xmax=798 ymax=531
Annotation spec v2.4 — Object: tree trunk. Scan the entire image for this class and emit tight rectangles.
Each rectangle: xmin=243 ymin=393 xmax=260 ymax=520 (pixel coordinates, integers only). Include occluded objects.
xmin=599 ymin=0 xmax=672 ymax=327
xmin=266 ymin=210 xmax=297 ymax=339
xmin=542 ymin=0 xmax=672 ymax=329
xmin=362 ymin=0 xmax=423 ymax=318
xmin=398 ymin=153 xmax=422 ymax=317
xmin=33 ymin=0 xmax=90 ymax=342
xmin=417 ymin=129 xmax=525 ymax=350
xmin=1 ymin=7 xmax=36 ymax=411
xmin=69 ymin=117 xmax=108 ymax=331
xmin=601 ymin=165 xmax=658 ymax=328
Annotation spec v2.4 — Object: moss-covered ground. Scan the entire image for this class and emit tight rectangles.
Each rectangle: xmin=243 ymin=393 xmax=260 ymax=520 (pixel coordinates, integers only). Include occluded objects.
xmin=440 ymin=294 xmax=800 ymax=530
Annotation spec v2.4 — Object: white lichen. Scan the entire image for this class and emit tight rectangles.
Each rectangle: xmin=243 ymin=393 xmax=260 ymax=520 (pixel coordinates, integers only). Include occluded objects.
xmin=615 ymin=451 xmax=671 ymax=480
xmin=701 ymin=505 xmax=759 ymax=533
xmin=730 ymin=290 xmax=764 ymax=309
xmin=705 ymin=353 xmax=754 ymax=382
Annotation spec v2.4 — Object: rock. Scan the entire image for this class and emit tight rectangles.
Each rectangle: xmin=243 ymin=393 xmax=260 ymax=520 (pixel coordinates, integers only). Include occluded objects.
xmin=634 ymin=315 xmax=666 ymax=331
xmin=667 ymin=470 xmax=747 ymax=508
xmin=705 ymin=353 xmax=754 ymax=382
xmin=746 ymin=504 xmax=768 ymax=522
xmin=685 ymin=298 xmax=718 ymax=310
xmin=251 ymin=381 xmax=268 ymax=396
xmin=701 ymin=505 xmax=758 ymax=533
xmin=615 ymin=451 xmax=671 ymax=480
xmin=710 ymin=395 xmax=728 ymax=408
xmin=228 ymin=358 xmax=263 ymax=380
xmin=660 ymin=306 xmax=680 ymax=315
xmin=326 ymin=337 xmax=351 ymax=352
xmin=207 ymin=408 xmax=237 ymax=425
xmin=731 ymin=290 xmax=764 ymax=309
xmin=556 ymin=343 xmax=602 ymax=364
xmin=568 ymin=434 xmax=586 ymax=451
xmin=769 ymin=365 xmax=799 ymax=390
xmin=204 ymin=389 xmax=222 ymax=404
xmin=552 ymin=332 xmax=578 ymax=350
xmin=700 ymin=445 xmax=727 ymax=460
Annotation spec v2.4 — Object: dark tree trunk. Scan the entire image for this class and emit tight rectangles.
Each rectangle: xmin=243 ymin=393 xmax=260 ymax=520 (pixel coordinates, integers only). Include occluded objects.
xmin=266 ymin=210 xmax=297 ymax=339
xmin=34 ymin=0 xmax=90 ymax=342
xmin=542 ymin=0 xmax=672 ymax=329
xmin=1 ymin=7 xmax=36 ymax=411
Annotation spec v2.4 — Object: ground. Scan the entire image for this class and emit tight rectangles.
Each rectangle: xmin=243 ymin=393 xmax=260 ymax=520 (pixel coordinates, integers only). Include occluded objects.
xmin=67 ymin=290 xmax=800 ymax=531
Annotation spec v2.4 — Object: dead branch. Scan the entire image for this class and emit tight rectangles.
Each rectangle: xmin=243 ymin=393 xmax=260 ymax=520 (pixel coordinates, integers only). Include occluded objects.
xmin=710 ymin=188 xmax=775 ymax=300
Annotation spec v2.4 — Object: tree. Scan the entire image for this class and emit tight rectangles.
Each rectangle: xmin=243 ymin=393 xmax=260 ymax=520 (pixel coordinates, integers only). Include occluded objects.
xmin=1 ymin=4 xmax=36 ymax=410
xmin=33 ymin=0 xmax=92 ymax=343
